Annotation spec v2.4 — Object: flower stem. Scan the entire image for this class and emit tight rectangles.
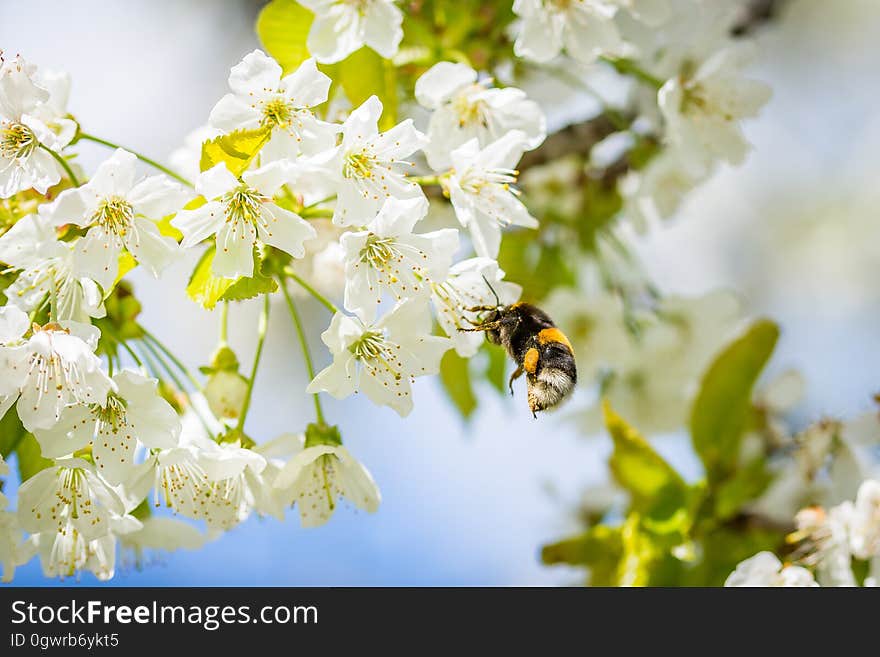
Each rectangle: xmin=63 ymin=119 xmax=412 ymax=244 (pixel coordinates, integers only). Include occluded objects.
xmin=139 ymin=326 xmax=203 ymax=392
xmin=118 ymin=338 xmax=145 ymax=370
xmin=279 ymin=277 xmax=326 ymax=425
xmin=600 ymin=56 xmax=665 ymax=89
xmin=300 ymin=206 xmax=334 ymax=219
xmin=139 ymin=338 xmax=186 ymax=391
xmin=39 ymin=143 xmax=80 ymax=187
xmin=77 ymin=132 xmax=193 ymax=187
xmin=282 ymin=267 xmax=338 ymax=314
xmin=219 ymin=300 xmax=229 ymax=344
xmin=236 ymin=294 xmax=270 ymax=433
xmin=138 ymin=339 xmax=216 ymax=439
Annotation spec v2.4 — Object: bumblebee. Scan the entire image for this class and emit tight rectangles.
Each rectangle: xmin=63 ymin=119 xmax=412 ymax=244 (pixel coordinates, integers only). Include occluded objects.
xmin=461 ymin=290 xmax=577 ymax=417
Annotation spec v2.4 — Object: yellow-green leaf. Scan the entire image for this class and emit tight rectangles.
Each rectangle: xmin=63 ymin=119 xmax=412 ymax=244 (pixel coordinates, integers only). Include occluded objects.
xmin=690 ymin=319 xmax=779 ymax=481
xmin=113 ymin=251 xmax=137 ymax=288
xmin=220 ymin=252 xmax=278 ymax=302
xmin=713 ymin=457 xmax=773 ymax=520
xmin=186 ymin=246 xmax=234 ymax=310
xmin=439 ymin=350 xmax=477 ymax=419
xmin=200 ymin=127 xmax=272 ymax=176
xmin=0 ymin=406 xmax=26 ymax=458
xmin=605 ymin=401 xmax=685 ymax=500
xmin=257 ymin=0 xmax=314 ymax=74
xmin=604 ymin=400 xmax=689 ymax=526
xmin=338 ymin=47 xmax=398 ymax=131
xmin=484 ymin=344 xmax=507 ymax=396
xmin=16 ymin=433 xmax=53 ymax=482
xmin=541 ymin=525 xmax=622 ymax=566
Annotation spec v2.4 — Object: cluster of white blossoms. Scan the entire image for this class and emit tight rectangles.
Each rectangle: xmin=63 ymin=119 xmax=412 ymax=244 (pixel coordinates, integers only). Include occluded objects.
xmin=486 ymin=0 xmax=771 ymax=231
xmin=0 ymin=39 xmax=546 ymax=581
xmin=727 ymin=478 xmax=880 ymax=587
xmin=544 ymin=273 xmax=744 ymax=433
xmin=0 ymin=0 xmax=780 ymax=584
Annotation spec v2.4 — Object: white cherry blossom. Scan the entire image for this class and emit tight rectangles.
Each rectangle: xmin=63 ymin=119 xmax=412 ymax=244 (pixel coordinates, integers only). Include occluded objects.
xmin=620 ymin=148 xmax=708 ymax=232
xmin=444 ymin=131 xmax=537 ymax=258
xmin=341 ymin=196 xmax=459 ymax=321
xmin=119 ymin=516 xmax=207 ymax=565
xmin=724 ymin=551 xmax=817 ymax=587
xmin=44 ymin=149 xmax=191 ymax=290
xmin=172 ymin=161 xmax=316 ymax=278
xmin=30 ymin=67 xmax=77 ymax=146
xmin=849 ymin=479 xmax=880 ymax=560
xmin=0 ymin=508 xmax=23 ymax=582
xmin=512 ymin=0 xmax=622 ymax=65
xmin=274 ymin=436 xmax=380 ymax=528
xmin=298 ymin=0 xmax=404 ymax=64
xmin=149 ymin=446 xmax=214 ymax=521
xmin=209 ymin=51 xmax=336 ymax=162
xmin=203 ymin=369 xmax=249 ymax=421
xmin=303 ymin=96 xmax=427 ymax=227
xmin=431 ymin=257 xmax=522 ymax=357
xmin=612 ymin=0 xmax=670 ymax=27
xmin=33 ymin=370 xmax=181 ymax=485
xmin=415 ymin=62 xmax=546 ymax=170
xmin=191 ymin=434 xmax=268 ymax=532
xmin=0 ymin=212 xmax=105 ymax=321
xmin=0 ymin=306 xmax=112 ymax=431
xmin=659 ymin=42 xmax=771 ymax=168
xmin=792 ymin=504 xmax=856 ymax=587
xmin=30 ymin=513 xmax=141 ymax=581
xmin=0 ymin=55 xmax=74 ymax=197
xmin=0 ymin=455 xmax=23 ymax=583
xmin=17 ymin=458 xmax=126 ymax=542
xmin=140 ymin=414 xmax=267 ymax=532
xmin=307 ymin=298 xmax=450 ymax=416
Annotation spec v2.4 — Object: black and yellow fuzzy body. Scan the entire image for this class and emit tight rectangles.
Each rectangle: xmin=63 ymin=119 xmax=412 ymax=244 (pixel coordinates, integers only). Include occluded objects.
xmin=464 ymin=302 xmax=577 ymax=417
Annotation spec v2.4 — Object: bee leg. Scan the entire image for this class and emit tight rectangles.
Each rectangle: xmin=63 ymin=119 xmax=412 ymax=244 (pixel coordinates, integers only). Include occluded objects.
xmin=458 ymin=321 xmax=502 ymax=333
xmin=464 ymin=305 xmax=499 ymax=313
xmin=508 ymin=365 xmax=524 ymax=396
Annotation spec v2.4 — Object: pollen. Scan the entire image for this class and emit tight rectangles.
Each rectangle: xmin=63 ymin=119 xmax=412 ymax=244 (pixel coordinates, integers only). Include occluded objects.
xmin=92 ymin=196 xmax=135 ymax=238
xmin=261 ymin=96 xmax=293 ymax=128
xmin=343 ymin=150 xmax=377 ymax=180
xmin=0 ymin=122 xmax=38 ymax=160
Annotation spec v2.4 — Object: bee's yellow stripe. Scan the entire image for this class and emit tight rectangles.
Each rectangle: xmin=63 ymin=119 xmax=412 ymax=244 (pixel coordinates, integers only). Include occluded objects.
xmin=537 ymin=328 xmax=573 ymax=353
xmin=524 ymin=347 xmax=540 ymax=374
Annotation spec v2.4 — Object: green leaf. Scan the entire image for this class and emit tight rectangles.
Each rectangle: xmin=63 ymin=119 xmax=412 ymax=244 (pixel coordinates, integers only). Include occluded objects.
xmin=713 ymin=457 xmax=774 ymax=520
xmin=484 ymin=344 xmax=507 ymax=396
xmin=497 ymin=233 xmax=576 ymax=303
xmin=616 ymin=513 xmax=685 ymax=587
xmin=439 ymin=350 xmax=477 ymax=419
xmin=337 ymin=47 xmax=398 ymax=131
xmin=186 ymin=246 xmax=234 ymax=310
xmin=690 ymin=319 xmax=779 ymax=481
xmin=0 ymin=407 xmax=26 ymax=458
xmin=200 ymin=127 xmax=272 ymax=176
xmin=604 ymin=400 xmax=689 ymax=527
xmin=187 ymin=247 xmax=278 ymax=309
xmin=256 ymin=0 xmax=314 ymax=74
xmin=691 ymin=525 xmax=783 ymax=586
xmin=16 ymin=433 xmax=53 ymax=482
xmin=541 ymin=525 xmax=623 ymax=586
xmin=220 ymin=255 xmax=278 ymax=302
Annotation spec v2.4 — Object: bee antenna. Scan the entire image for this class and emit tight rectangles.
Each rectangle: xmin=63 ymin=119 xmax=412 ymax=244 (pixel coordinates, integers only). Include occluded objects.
xmin=481 ymin=274 xmax=501 ymax=308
